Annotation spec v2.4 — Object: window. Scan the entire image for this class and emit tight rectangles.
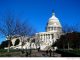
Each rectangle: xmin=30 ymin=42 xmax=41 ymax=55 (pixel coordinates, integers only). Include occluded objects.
xmin=51 ymin=27 xmax=53 ymax=30
xmin=54 ymin=27 xmax=56 ymax=30
xmin=48 ymin=27 xmax=50 ymax=31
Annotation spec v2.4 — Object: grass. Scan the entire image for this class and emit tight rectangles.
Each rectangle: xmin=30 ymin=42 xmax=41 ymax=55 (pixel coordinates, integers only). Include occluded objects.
xmin=57 ymin=49 xmax=80 ymax=56
xmin=67 ymin=49 xmax=80 ymax=55
xmin=0 ymin=49 xmax=38 ymax=57
xmin=0 ymin=49 xmax=20 ymax=52
xmin=0 ymin=49 xmax=49 ymax=57
xmin=0 ymin=49 xmax=23 ymax=57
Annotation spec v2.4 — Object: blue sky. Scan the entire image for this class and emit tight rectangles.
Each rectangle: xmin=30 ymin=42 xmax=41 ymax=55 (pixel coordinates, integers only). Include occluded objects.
xmin=0 ymin=0 xmax=80 ymax=43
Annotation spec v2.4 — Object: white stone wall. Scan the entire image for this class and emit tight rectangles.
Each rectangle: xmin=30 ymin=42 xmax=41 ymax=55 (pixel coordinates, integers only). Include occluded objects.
xmin=8 ymin=36 xmax=39 ymax=49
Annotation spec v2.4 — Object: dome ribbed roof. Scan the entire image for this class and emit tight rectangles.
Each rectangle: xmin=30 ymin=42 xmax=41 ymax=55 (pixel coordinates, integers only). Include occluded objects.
xmin=47 ymin=13 xmax=62 ymax=27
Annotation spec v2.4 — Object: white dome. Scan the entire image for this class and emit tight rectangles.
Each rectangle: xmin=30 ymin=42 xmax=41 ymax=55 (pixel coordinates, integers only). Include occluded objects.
xmin=46 ymin=12 xmax=62 ymax=32
xmin=47 ymin=13 xmax=62 ymax=27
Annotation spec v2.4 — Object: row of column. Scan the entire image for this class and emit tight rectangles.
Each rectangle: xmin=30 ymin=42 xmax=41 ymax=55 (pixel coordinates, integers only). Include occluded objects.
xmin=39 ymin=34 xmax=54 ymax=43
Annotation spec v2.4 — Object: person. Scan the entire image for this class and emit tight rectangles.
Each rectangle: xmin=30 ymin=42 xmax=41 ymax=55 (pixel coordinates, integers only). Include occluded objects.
xmin=49 ymin=49 xmax=52 ymax=57
xmin=46 ymin=50 xmax=48 ymax=55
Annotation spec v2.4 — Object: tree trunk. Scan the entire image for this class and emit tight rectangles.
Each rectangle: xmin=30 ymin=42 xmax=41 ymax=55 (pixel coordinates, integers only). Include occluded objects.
xmin=68 ymin=42 xmax=69 ymax=50
xmin=63 ymin=44 xmax=65 ymax=49
xmin=21 ymin=37 xmax=24 ymax=50
xmin=8 ymin=40 xmax=10 ymax=52
xmin=30 ymin=43 xmax=32 ymax=56
xmin=7 ymin=36 xmax=11 ymax=52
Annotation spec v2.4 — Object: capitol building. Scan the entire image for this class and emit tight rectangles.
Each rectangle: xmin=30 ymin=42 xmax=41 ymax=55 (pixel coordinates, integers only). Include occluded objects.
xmin=5 ymin=12 xmax=62 ymax=51
xmin=36 ymin=12 xmax=62 ymax=50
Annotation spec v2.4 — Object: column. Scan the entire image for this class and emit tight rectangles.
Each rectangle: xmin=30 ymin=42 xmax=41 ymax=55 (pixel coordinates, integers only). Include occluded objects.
xmin=46 ymin=34 xmax=47 ymax=43
xmin=44 ymin=34 xmax=45 ymax=42
xmin=43 ymin=34 xmax=46 ymax=43
xmin=45 ymin=34 xmax=46 ymax=43
xmin=52 ymin=34 xmax=53 ymax=39
xmin=42 ymin=34 xmax=44 ymax=41
xmin=50 ymin=34 xmax=52 ymax=45
xmin=50 ymin=34 xmax=52 ymax=40
xmin=47 ymin=34 xmax=48 ymax=42
xmin=54 ymin=33 xmax=56 ymax=43
xmin=40 ymin=34 xmax=42 ymax=40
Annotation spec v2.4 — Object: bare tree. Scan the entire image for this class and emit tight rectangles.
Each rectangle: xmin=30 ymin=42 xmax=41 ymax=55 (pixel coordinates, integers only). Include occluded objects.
xmin=14 ymin=19 xmax=36 ymax=50
xmin=0 ymin=16 xmax=16 ymax=52
xmin=62 ymin=24 xmax=79 ymax=33
xmin=0 ymin=15 xmax=36 ymax=52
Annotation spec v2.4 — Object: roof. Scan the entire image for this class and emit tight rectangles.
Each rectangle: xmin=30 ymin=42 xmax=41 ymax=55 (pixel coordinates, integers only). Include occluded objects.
xmin=47 ymin=12 xmax=62 ymax=27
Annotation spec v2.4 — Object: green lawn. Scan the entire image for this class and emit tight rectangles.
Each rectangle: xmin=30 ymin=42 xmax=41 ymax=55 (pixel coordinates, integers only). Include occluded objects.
xmin=0 ymin=49 xmax=24 ymax=57
xmin=0 ymin=49 xmax=38 ymax=57
xmin=0 ymin=49 xmax=20 ymax=52
xmin=58 ymin=49 xmax=80 ymax=55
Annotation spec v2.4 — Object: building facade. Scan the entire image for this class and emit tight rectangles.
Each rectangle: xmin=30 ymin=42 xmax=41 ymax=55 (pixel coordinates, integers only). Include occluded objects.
xmin=5 ymin=12 xmax=62 ymax=51
xmin=36 ymin=12 xmax=62 ymax=50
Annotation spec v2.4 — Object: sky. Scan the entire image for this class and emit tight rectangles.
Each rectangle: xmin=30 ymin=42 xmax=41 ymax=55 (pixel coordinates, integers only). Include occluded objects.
xmin=0 ymin=0 xmax=80 ymax=43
